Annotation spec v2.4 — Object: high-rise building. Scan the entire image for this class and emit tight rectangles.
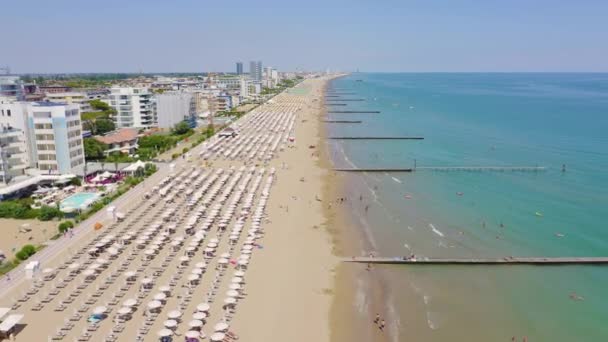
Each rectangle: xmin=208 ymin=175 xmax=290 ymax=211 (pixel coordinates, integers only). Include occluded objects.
xmin=107 ymin=87 xmax=156 ymax=129
xmin=249 ymin=61 xmax=262 ymax=81
xmin=236 ymin=62 xmax=243 ymax=75
xmin=0 ymin=99 xmax=84 ymax=175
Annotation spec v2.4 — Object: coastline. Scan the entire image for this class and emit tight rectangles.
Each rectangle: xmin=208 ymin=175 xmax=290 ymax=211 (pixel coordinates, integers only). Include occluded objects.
xmin=321 ymin=76 xmax=392 ymax=342
xmin=229 ymin=76 xmax=340 ymax=341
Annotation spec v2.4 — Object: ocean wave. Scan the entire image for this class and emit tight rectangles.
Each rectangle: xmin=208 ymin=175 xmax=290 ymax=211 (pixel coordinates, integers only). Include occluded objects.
xmin=391 ymin=176 xmax=402 ymax=184
xmin=429 ymin=223 xmax=445 ymax=237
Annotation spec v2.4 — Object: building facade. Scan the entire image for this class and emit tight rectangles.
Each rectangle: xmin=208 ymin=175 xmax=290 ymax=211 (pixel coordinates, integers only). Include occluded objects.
xmin=107 ymin=87 xmax=156 ymax=129
xmin=236 ymin=62 xmax=243 ymax=75
xmin=249 ymin=60 xmax=262 ymax=81
xmin=0 ymin=76 xmax=24 ymax=99
xmin=155 ymin=92 xmax=196 ymax=129
xmin=45 ymin=92 xmax=93 ymax=112
xmin=27 ymin=102 xmax=84 ymax=173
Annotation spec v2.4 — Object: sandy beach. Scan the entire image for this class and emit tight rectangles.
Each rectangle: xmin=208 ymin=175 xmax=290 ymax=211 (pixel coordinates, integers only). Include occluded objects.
xmin=0 ymin=76 xmax=344 ymax=342
xmin=0 ymin=219 xmax=58 ymax=260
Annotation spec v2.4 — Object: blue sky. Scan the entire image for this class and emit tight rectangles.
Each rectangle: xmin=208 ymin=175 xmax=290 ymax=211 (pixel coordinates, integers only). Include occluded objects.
xmin=4 ymin=0 xmax=608 ymax=73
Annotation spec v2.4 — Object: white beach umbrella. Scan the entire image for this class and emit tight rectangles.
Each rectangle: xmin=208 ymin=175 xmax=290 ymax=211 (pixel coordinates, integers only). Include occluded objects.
xmin=234 ymin=271 xmax=245 ymax=277
xmin=167 ymin=310 xmax=182 ymax=319
xmin=157 ymin=328 xmax=173 ymax=337
xmin=188 ymin=319 xmax=203 ymax=328
xmin=93 ymin=306 xmax=107 ymax=315
xmin=228 ymin=284 xmax=241 ymax=290
xmin=223 ymin=297 xmax=236 ymax=305
xmin=147 ymin=300 xmax=162 ymax=310
xmin=226 ymin=290 xmax=239 ymax=298
xmin=117 ymin=307 xmax=131 ymax=315
xmin=154 ymin=293 xmax=167 ymax=301
xmin=192 ymin=311 xmax=207 ymax=320
xmin=164 ymin=320 xmax=178 ymax=328
xmin=214 ymin=322 xmax=229 ymax=332
xmin=196 ymin=303 xmax=210 ymax=312
xmin=123 ymin=298 xmax=137 ymax=307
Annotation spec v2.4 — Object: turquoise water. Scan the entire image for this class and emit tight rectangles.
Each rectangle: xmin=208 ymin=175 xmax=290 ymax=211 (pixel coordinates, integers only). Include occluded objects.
xmin=60 ymin=192 xmax=100 ymax=210
xmin=328 ymin=73 xmax=608 ymax=341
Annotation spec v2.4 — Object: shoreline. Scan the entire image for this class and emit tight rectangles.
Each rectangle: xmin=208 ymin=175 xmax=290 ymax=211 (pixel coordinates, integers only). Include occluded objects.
xmin=321 ymin=76 xmax=393 ymax=342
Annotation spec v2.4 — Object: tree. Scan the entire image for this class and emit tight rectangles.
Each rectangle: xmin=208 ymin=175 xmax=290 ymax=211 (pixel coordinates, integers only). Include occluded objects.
xmin=38 ymin=205 xmax=63 ymax=221
xmin=95 ymin=119 xmax=115 ymax=135
xmin=172 ymin=121 xmax=192 ymax=135
xmin=89 ymin=99 xmax=111 ymax=111
xmin=84 ymin=138 xmax=108 ymax=160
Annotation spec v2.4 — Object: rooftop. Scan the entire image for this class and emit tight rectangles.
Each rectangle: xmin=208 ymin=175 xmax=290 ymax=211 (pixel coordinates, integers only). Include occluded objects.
xmin=94 ymin=128 xmax=139 ymax=145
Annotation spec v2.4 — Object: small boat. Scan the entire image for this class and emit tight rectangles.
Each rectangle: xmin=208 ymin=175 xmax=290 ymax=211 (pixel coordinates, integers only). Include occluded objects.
xmin=456 ymin=192 xmax=464 ymax=196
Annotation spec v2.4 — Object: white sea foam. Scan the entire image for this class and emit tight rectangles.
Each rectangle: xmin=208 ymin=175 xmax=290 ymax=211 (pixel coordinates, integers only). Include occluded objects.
xmin=429 ymin=223 xmax=445 ymax=237
xmin=391 ymin=177 xmax=402 ymax=184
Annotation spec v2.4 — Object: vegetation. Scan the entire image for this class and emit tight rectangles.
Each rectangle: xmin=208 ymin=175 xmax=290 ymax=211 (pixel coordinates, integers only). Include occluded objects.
xmin=58 ymin=220 xmax=74 ymax=233
xmin=217 ymin=108 xmax=245 ymax=118
xmin=95 ymin=119 xmax=116 ymax=135
xmin=171 ymin=121 xmax=193 ymax=135
xmin=84 ymin=138 xmax=108 ymax=160
xmin=105 ymin=152 xmax=135 ymax=163
xmin=89 ymin=99 xmax=112 ymax=111
xmin=15 ymin=244 xmax=37 ymax=261
xmin=38 ymin=205 xmax=64 ymax=221
xmin=0 ymin=200 xmax=62 ymax=220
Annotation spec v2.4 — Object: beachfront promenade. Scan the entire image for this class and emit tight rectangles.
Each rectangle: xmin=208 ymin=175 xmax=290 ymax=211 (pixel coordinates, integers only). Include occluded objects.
xmin=0 ymin=77 xmax=337 ymax=342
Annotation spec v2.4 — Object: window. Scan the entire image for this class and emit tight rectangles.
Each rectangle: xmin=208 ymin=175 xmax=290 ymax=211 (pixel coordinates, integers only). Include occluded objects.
xmin=33 ymin=112 xmax=51 ymax=119
xmin=7 ymin=109 xmax=11 ymax=117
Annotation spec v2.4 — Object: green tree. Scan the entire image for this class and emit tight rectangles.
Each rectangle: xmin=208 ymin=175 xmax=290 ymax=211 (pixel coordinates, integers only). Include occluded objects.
xmin=95 ymin=119 xmax=115 ymax=135
xmin=38 ymin=205 xmax=63 ymax=221
xmin=89 ymin=99 xmax=111 ymax=111
xmin=172 ymin=121 xmax=192 ymax=135
xmin=84 ymin=138 xmax=108 ymax=160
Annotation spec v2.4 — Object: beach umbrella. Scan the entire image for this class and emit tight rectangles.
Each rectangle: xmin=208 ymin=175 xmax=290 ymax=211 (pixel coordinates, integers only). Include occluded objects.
xmin=234 ymin=271 xmax=245 ymax=277
xmin=192 ymin=312 xmax=207 ymax=320
xmin=188 ymin=274 xmax=199 ymax=281
xmin=196 ymin=303 xmax=210 ymax=312
xmin=195 ymin=262 xmax=207 ymax=269
xmin=191 ymin=268 xmax=203 ymax=275
xmin=228 ymin=284 xmax=241 ymax=290
xmin=220 ymin=253 xmax=231 ymax=258
xmin=123 ymin=298 xmax=137 ymax=307
xmin=179 ymin=256 xmax=190 ymax=262
xmin=157 ymin=328 xmax=173 ymax=337
xmin=141 ymin=278 xmax=153 ymax=285
xmin=231 ymin=277 xmax=243 ymax=284
xmin=167 ymin=310 xmax=182 ymax=319
xmin=186 ymin=330 xmax=202 ymax=339
xmin=214 ymin=322 xmax=229 ymax=332
xmin=154 ymin=293 xmax=167 ymax=301
xmin=117 ymin=307 xmax=131 ymax=316
xmin=226 ymin=290 xmax=239 ymax=298
xmin=188 ymin=319 xmax=203 ymax=328
xmin=83 ymin=269 xmax=95 ymax=277
xmin=93 ymin=306 xmax=107 ymax=315
xmin=209 ymin=332 xmax=226 ymax=342
xmin=124 ymin=271 xmax=136 ymax=279
xmin=159 ymin=286 xmax=171 ymax=294
xmin=147 ymin=301 xmax=162 ymax=310
xmin=223 ymin=297 xmax=236 ymax=305
xmin=164 ymin=320 xmax=178 ymax=328
xmin=218 ymin=258 xmax=229 ymax=265
xmin=210 ymin=238 xmax=219 ymax=243
xmin=68 ymin=262 xmax=80 ymax=270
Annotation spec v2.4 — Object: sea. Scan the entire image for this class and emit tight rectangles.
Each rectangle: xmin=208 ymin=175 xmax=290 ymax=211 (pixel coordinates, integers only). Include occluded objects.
xmin=326 ymin=73 xmax=608 ymax=341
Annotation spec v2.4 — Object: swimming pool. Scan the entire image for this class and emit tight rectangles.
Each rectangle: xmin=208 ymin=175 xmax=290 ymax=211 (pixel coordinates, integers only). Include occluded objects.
xmin=60 ymin=192 xmax=100 ymax=210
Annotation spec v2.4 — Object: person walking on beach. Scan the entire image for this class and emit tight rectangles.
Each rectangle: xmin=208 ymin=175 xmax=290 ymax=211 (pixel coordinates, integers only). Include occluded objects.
xmin=374 ymin=313 xmax=380 ymax=324
xmin=379 ymin=320 xmax=386 ymax=331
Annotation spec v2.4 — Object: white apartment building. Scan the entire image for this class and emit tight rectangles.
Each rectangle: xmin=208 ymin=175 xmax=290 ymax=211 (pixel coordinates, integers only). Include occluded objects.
xmin=107 ymin=87 xmax=156 ymax=129
xmin=27 ymin=102 xmax=84 ymax=173
xmin=45 ymin=92 xmax=93 ymax=112
xmin=155 ymin=92 xmax=196 ymax=129
xmin=0 ymin=99 xmax=84 ymax=176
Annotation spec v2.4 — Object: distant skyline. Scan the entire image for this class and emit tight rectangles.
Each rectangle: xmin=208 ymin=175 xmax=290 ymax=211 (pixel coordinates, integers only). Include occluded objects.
xmin=4 ymin=0 xmax=608 ymax=73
